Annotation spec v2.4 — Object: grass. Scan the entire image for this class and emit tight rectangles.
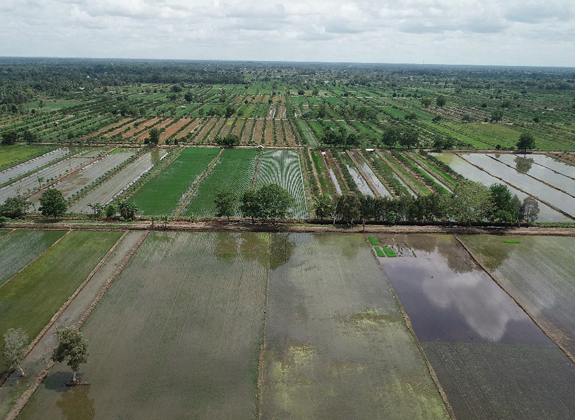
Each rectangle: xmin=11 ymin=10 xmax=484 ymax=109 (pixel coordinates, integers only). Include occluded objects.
xmin=129 ymin=147 xmax=220 ymax=215
xmin=503 ymin=240 xmax=520 ymax=243
xmin=0 ymin=145 xmax=55 ymax=169
xmin=368 ymin=236 xmax=379 ymax=245
xmin=375 ymin=247 xmax=385 ymax=257
xmin=0 ymin=230 xmax=123 ymax=375
xmin=184 ymin=148 xmax=259 ymax=217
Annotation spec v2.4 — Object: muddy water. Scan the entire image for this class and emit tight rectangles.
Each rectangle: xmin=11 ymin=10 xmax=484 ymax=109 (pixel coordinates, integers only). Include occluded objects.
xmin=378 ymin=234 xmax=551 ymax=345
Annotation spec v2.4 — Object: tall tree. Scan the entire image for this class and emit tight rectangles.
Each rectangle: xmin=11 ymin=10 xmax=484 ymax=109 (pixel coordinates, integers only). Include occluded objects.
xmin=436 ymin=95 xmax=447 ymax=107
xmin=52 ymin=326 xmax=89 ymax=383
xmin=148 ymin=128 xmax=160 ymax=145
xmin=39 ymin=189 xmax=67 ymax=217
xmin=0 ymin=195 xmax=30 ymax=219
xmin=522 ymin=196 xmax=540 ymax=223
xmin=313 ymin=194 xmax=335 ymax=221
xmin=337 ymin=193 xmax=361 ymax=225
xmin=448 ymin=180 xmax=493 ymax=225
xmin=214 ymin=190 xmax=237 ymax=222
xmin=3 ymin=328 xmax=28 ymax=376
xmin=517 ymin=132 xmax=536 ymax=153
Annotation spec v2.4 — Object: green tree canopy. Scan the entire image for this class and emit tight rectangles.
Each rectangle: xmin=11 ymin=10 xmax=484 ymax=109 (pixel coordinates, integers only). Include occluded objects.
xmin=3 ymin=328 xmax=28 ymax=376
xmin=214 ymin=190 xmax=237 ymax=222
xmin=240 ymin=184 xmax=295 ymax=222
xmin=39 ymin=189 xmax=67 ymax=217
xmin=52 ymin=326 xmax=89 ymax=383
xmin=0 ymin=195 xmax=30 ymax=219
xmin=517 ymin=132 xmax=536 ymax=152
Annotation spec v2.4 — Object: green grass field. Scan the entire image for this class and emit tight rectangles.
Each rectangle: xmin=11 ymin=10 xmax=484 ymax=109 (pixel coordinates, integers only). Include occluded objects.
xmin=184 ymin=148 xmax=259 ymax=217
xmin=0 ymin=230 xmax=67 ymax=286
xmin=0 ymin=145 xmax=55 ymax=169
xmin=129 ymin=147 xmax=220 ymax=215
xmin=0 ymin=230 xmax=122 ymax=375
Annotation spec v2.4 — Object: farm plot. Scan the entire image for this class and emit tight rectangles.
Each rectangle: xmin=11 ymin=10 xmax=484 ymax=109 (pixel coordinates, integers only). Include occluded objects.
xmin=205 ymin=118 xmax=227 ymax=143
xmin=263 ymin=120 xmax=274 ymax=145
xmin=273 ymin=120 xmax=285 ymax=146
xmin=183 ymin=148 xmax=258 ymax=217
xmin=18 ymin=231 xmax=268 ymax=420
xmin=377 ymin=234 xmax=575 ymax=420
xmin=492 ymin=153 xmax=575 ymax=194
xmin=351 ymin=152 xmax=391 ymax=197
xmin=0 ymin=230 xmax=66 ymax=286
xmin=253 ymin=119 xmax=265 ymax=144
xmin=0 ymin=148 xmax=71 ymax=185
xmin=192 ymin=118 xmax=218 ymax=143
xmin=339 ymin=152 xmax=375 ymax=196
xmin=463 ymin=153 xmax=575 ymax=218
xmin=30 ymin=149 xmax=138 ymax=204
xmin=261 ymin=233 xmax=449 ymax=420
xmin=159 ymin=118 xmax=191 ymax=143
xmin=240 ymin=119 xmax=255 ymax=144
xmin=255 ymin=150 xmax=308 ymax=219
xmin=0 ymin=153 xmax=94 ymax=204
xmin=282 ymin=120 xmax=297 ymax=146
xmin=70 ymin=149 xmax=168 ymax=213
xmin=175 ymin=118 xmax=203 ymax=140
xmin=129 ymin=148 xmax=220 ymax=216
xmin=529 ymin=153 xmax=575 ymax=178
xmin=311 ymin=150 xmax=337 ymax=196
xmin=122 ymin=118 xmax=159 ymax=139
xmin=458 ymin=235 xmax=575 ymax=359
xmin=294 ymin=119 xmax=318 ymax=146
xmin=433 ymin=153 xmax=571 ymax=222
xmin=0 ymin=230 xmax=123 ymax=375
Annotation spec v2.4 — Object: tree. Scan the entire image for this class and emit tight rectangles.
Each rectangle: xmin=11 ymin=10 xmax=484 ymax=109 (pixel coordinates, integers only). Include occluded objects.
xmin=522 ymin=196 xmax=540 ymax=223
xmin=359 ymin=195 xmax=377 ymax=231
xmin=3 ymin=328 xmax=28 ymax=376
xmin=490 ymin=110 xmax=503 ymax=123
xmin=117 ymin=200 xmax=137 ymax=220
xmin=381 ymin=126 xmax=398 ymax=148
xmin=436 ymin=95 xmax=447 ymax=107
xmin=239 ymin=189 xmax=260 ymax=223
xmin=148 ymin=128 xmax=160 ymax=145
xmin=214 ymin=190 xmax=237 ymax=222
xmin=39 ymin=189 xmax=67 ymax=217
xmin=448 ymin=180 xmax=493 ymax=225
xmin=313 ymin=194 xmax=334 ymax=220
xmin=336 ymin=193 xmax=361 ymax=225
xmin=214 ymin=134 xmax=239 ymax=147
xmin=254 ymin=184 xmax=295 ymax=221
xmin=421 ymin=97 xmax=432 ymax=107
xmin=517 ymin=132 xmax=536 ymax=152
xmin=184 ymin=92 xmax=193 ymax=102
xmin=0 ymin=195 xmax=30 ymax=219
xmin=52 ymin=326 xmax=89 ymax=383
xmin=1 ymin=131 xmax=18 ymax=145
xmin=87 ymin=203 xmax=103 ymax=219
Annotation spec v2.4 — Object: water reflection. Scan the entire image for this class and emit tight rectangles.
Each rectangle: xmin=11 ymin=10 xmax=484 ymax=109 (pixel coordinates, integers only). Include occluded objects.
xmin=379 ymin=235 xmax=551 ymax=345
xmin=56 ymin=386 xmax=95 ymax=420
xmin=514 ymin=156 xmax=534 ymax=174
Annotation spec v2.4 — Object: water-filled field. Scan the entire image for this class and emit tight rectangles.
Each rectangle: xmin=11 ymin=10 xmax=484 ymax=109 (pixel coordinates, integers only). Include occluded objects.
xmin=433 ymin=153 xmax=573 ymax=222
xmin=376 ymin=234 xmax=575 ymax=419
xmin=459 ymin=235 xmax=575 ymax=360
xmin=0 ymin=148 xmax=70 ymax=185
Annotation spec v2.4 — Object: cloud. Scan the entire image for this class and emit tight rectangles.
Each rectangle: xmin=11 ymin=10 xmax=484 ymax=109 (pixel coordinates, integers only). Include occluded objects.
xmin=0 ymin=0 xmax=573 ymax=66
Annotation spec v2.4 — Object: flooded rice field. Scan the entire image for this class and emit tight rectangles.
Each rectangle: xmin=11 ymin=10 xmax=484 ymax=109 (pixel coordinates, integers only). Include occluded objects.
xmin=375 ymin=234 xmax=575 ymax=419
xmin=0 ymin=148 xmax=73 ymax=185
xmin=433 ymin=153 xmax=573 ymax=222
xmin=459 ymin=235 xmax=575 ymax=360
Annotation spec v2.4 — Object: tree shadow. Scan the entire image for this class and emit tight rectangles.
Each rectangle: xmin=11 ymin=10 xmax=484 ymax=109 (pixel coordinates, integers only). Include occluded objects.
xmin=56 ymin=385 xmax=95 ymax=420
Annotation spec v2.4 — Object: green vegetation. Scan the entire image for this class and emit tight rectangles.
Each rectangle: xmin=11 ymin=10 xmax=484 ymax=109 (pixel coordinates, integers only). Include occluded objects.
xmin=368 ymin=235 xmax=379 ymax=245
xmin=184 ymin=148 xmax=258 ymax=217
xmin=503 ymin=240 xmax=520 ymax=243
xmin=0 ymin=145 xmax=54 ymax=170
xmin=382 ymin=246 xmax=397 ymax=257
xmin=0 ymin=230 xmax=122 ymax=375
xmin=130 ymin=147 xmax=220 ymax=215
xmin=375 ymin=247 xmax=385 ymax=257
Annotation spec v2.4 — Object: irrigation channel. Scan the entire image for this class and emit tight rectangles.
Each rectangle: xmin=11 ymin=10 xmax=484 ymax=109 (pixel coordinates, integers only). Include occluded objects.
xmin=1 ymin=228 xmax=575 ymax=420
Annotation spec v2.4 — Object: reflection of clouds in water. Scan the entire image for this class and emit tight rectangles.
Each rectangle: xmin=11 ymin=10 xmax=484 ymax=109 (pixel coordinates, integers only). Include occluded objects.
xmin=421 ymin=264 xmax=526 ymax=341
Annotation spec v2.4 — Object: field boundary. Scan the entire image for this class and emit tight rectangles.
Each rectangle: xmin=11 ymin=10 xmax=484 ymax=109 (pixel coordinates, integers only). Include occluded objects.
xmin=454 ymin=235 xmax=575 ymax=367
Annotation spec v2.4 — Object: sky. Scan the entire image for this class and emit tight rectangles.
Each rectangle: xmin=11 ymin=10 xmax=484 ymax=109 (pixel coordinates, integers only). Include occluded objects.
xmin=1 ymin=0 xmax=574 ymax=67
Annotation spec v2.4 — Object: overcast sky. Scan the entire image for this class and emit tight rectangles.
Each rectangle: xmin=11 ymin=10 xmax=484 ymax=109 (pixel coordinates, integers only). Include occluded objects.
xmin=1 ymin=0 xmax=574 ymax=67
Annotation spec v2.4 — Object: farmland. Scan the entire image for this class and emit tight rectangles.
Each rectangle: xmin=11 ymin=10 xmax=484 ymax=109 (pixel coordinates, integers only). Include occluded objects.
xmin=0 ymin=230 xmax=123 ymax=375
xmin=376 ymin=234 xmax=575 ymax=419
xmin=129 ymin=147 xmax=220 ymax=215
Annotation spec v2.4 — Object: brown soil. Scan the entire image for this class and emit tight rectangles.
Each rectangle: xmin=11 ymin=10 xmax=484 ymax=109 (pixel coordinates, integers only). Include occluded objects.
xmin=273 ymin=120 xmax=285 ymax=146
xmin=217 ymin=119 xmax=234 ymax=138
xmin=159 ymin=118 xmax=191 ymax=143
xmin=206 ymin=119 xmax=227 ymax=143
xmin=123 ymin=117 xmax=159 ymax=139
xmin=86 ymin=118 xmax=131 ymax=138
xmin=253 ymin=119 xmax=265 ymax=144
xmin=193 ymin=118 xmax=217 ymax=144
xmin=263 ymin=121 xmax=274 ymax=146
xmin=175 ymin=118 xmax=203 ymax=139
xmin=283 ymin=120 xmax=297 ymax=146
xmin=240 ymin=119 xmax=255 ymax=144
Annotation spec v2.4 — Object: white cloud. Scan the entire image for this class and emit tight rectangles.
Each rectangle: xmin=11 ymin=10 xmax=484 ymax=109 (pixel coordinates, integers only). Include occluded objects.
xmin=0 ymin=0 xmax=574 ymax=66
